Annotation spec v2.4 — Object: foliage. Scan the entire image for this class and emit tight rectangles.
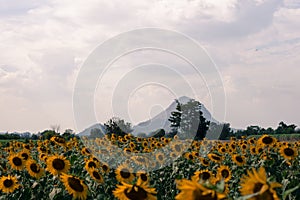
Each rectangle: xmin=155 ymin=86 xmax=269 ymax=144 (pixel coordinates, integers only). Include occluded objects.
xmin=168 ymin=99 xmax=210 ymax=140
xmin=168 ymin=99 xmax=182 ymax=133
xmin=223 ymin=121 xmax=299 ymax=140
xmin=104 ymin=117 xmax=133 ymax=137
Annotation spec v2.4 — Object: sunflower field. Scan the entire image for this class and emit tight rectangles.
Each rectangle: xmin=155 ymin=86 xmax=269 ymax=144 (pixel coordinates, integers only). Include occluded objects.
xmin=0 ymin=134 xmax=299 ymax=200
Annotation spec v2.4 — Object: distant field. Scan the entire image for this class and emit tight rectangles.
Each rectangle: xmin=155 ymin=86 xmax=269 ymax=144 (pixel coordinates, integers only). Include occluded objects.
xmin=248 ymin=133 xmax=300 ymax=141
xmin=0 ymin=139 xmax=27 ymax=146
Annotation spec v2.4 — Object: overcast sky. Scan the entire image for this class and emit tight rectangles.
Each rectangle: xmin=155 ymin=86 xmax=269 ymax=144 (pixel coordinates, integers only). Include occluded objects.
xmin=1 ymin=0 xmax=300 ymax=133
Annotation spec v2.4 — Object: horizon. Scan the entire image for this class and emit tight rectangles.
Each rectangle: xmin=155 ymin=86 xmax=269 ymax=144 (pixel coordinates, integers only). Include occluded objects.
xmin=1 ymin=95 xmax=299 ymax=133
xmin=1 ymin=0 xmax=300 ymax=133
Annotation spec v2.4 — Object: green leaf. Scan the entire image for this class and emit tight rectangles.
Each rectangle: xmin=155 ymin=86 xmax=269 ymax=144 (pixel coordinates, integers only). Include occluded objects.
xmin=283 ymin=184 xmax=300 ymax=200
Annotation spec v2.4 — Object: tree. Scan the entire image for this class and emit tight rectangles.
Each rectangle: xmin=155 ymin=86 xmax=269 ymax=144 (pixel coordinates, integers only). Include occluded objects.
xmin=276 ymin=121 xmax=297 ymax=134
xmin=168 ymin=99 xmax=182 ymax=135
xmin=31 ymin=134 xmax=39 ymax=140
xmin=104 ymin=117 xmax=133 ymax=137
xmin=218 ymin=123 xmax=232 ymax=140
xmin=62 ymin=129 xmax=74 ymax=139
xmin=176 ymin=99 xmax=210 ymax=140
xmin=245 ymin=126 xmax=261 ymax=136
xmin=21 ymin=132 xmax=31 ymax=139
xmin=40 ymin=130 xmax=58 ymax=140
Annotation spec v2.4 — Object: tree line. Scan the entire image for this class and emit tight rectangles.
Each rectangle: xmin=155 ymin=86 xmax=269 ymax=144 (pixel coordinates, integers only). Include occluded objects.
xmin=2 ymin=98 xmax=298 ymax=141
xmin=103 ymin=98 xmax=299 ymax=140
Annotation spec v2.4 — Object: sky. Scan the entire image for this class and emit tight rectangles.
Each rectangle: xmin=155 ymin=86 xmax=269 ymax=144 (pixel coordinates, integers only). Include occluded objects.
xmin=1 ymin=0 xmax=300 ymax=133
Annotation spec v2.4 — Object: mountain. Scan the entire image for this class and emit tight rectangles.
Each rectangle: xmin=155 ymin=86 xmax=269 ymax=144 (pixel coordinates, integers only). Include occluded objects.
xmin=132 ymin=96 xmax=220 ymax=136
xmin=77 ymin=123 xmax=106 ymax=137
xmin=77 ymin=96 xmax=221 ymax=137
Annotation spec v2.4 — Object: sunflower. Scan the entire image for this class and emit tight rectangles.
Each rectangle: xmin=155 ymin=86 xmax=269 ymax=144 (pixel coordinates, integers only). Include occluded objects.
xmin=217 ymin=166 xmax=231 ymax=182
xmin=129 ymin=142 xmax=136 ymax=149
xmin=131 ymin=156 xmax=150 ymax=167
xmin=26 ymin=159 xmax=44 ymax=179
xmin=123 ymin=148 xmax=132 ymax=156
xmin=124 ymin=134 xmax=131 ymax=141
xmin=88 ymin=168 xmax=103 ymax=184
xmin=142 ymin=141 xmax=149 ymax=148
xmin=14 ymin=142 xmax=22 ymax=149
xmin=170 ymin=152 xmax=179 ymax=159
xmin=163 ymin=138 xmax=170 ymax=145
xmin=248 ymin=137 xmax=256 ymax=145
xmin=172 ymin=143 xmax=183 ymax=155
xmin=61 ymin=173 xmax=88 ymax=200
xmin=23 ymin=143 xmax=31 ymax=150
xmin=143 ymin=148 xmax=151 ymax=153
xmin=258 ymin=135 xmax=277 ymax=147
xmin=0 ymin=175 xmax=20 ymax=193
xmin=81 ymin=147 xmax=92 ymax=156
xmin=39 ymin=153 xmax=48 ymax=162
xmin=192 ymin=151 xmax=199 ymax=157
xmin=192 ymin=169 xmax=213 ymax=183
xmin=227 ymin=148 xmax=234 ymax=154
xmin=207 ymin=153 xmax=223 ymax=163
xmin=218 ymin=146 xmax=227 ymax=154
xmin=113 ymin=178 xmax=157 ymax=200
xmin=241 ymin=144 xmax=248 ymax=151
xmin=232 ymin=154 xmax=246 ymax=166
xmin=193 ymin=140 xmax=201 ymax=148
xmin=110 ymin=134 xmax=117 ymax=141
xmin=256 ymin=146 xmax=264 ymax=154
xmin=20 ymin=150 xmax=31 ymax=162
xmin=8 ymin=153 xmax=24 ymax=170
xmin=155 ymin=152 xmax=165 ymax=164
xmin=240 ymin=167 xmax=281 ymax=200
xmin=37 ymin=145 xmax=48 ymax=153
xmin=90 ymin=156 xmax=100 ymax=164
xmin=46 ymin=155 xmax=70 ymax=176
xmin=202 ymin=139 xmax=208 ymax=146
xmin=184 ymin=152 xmax=195 ymax=161
xmin=115 ymin=163 xmax=135 ymax=183
xmin=97 ymin=138 xmax=107 ymax=146
xmin=175 ymin=179 xmax=226 ymax=200
xmin=199 ymin=157 xmax=210 ymax=167
xmin=136 ymin=171 xmax=149 ymax=185
xmin=229 ymin=142 xmax=237 ymax=150
xmin=51 ymin=136 xmax=67 ymax=147
xmin=173 ymin=135 xmax=178 ymax=140
xmin=250 ymin=146 xmax=257 ymax=155
xmin=101 ymin=163 xmax=110 ymax=174
xmin=84 ymin=158 xmax=100 ymax=171
xmin=155 ymin=142 xmax=162 ymax=148
xmin=279 ymin=145 xmax=298 ymax=160
xmin=150 ymin=142 xmax=156 ymax=149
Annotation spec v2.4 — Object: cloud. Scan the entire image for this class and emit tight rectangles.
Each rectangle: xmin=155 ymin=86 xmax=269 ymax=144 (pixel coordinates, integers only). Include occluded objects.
xmin=0 ymin=0 xmax=299 ymax=132
xmin=180 ymin=0 xmax=283 ymax=41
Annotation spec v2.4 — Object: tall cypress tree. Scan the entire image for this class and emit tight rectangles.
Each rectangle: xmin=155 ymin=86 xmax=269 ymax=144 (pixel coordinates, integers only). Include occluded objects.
xmin=168 ymin=99 xmax=182 ymax=136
